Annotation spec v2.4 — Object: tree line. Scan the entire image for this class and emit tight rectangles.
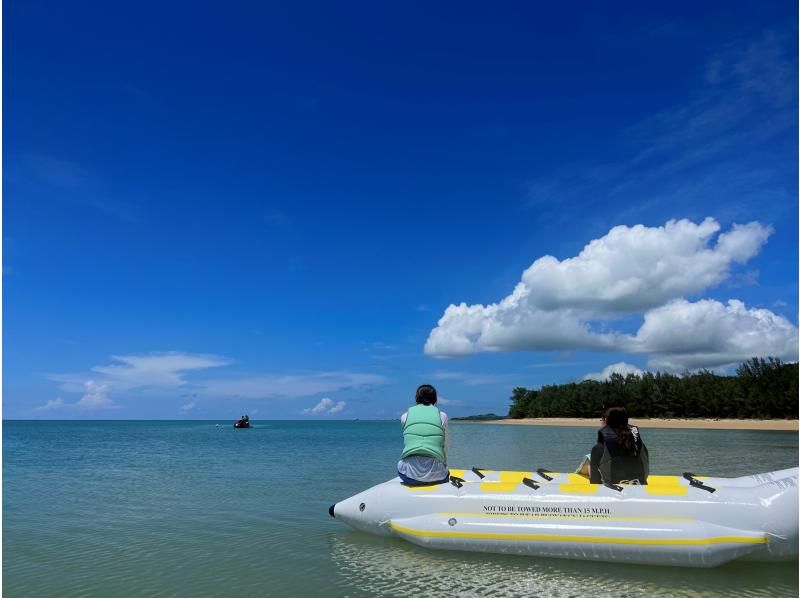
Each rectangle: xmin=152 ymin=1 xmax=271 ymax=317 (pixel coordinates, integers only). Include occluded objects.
xmin=508 ymin=358 xmax=798 ymax=420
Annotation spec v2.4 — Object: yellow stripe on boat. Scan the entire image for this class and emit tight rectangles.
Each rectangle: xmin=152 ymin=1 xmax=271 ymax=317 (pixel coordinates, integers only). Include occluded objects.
xmin=567 ymin=473 xmax=589 ymax=484
xmin=646 ymin=475 xmax=682 ymax=486
xmin=499 ymin=471 xmax=532 ymax=483
xmin=389 ymin=523 xmax=768 ymax=546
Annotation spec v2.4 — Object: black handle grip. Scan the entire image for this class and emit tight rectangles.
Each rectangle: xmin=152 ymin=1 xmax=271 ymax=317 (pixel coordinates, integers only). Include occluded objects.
xmin=683 ymin=472 xmax=716 ymax=493
xmin=450 ymin=475 xmax=465 ymax=488
xmin=522 ymin=477 xmax=540 ymax=490
xmin=471 ymin=467 xmax=486 ymax=479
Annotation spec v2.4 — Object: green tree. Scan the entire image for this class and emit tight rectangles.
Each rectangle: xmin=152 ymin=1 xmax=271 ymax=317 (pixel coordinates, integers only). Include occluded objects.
xmin=505 ymin=358 xmax=798 ymax=420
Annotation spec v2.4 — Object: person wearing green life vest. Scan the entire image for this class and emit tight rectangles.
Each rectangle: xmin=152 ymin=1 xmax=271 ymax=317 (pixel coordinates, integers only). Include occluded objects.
xmin=397 ymin=384 xmax=450 ymax=486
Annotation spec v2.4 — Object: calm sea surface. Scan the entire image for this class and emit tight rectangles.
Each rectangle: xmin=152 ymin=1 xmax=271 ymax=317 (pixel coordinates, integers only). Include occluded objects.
xmin=4 ymin=421 xmax=798 ymax=597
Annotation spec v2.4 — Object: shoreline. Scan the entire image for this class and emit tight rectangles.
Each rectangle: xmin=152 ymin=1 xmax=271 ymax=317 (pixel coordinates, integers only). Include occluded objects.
xmin=460 ymin=418 xmax=799 ymax=431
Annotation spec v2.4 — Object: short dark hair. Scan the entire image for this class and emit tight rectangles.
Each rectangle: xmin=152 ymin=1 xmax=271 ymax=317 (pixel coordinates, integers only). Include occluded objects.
xmin=415 ymin=384 xmax=437 ymax=405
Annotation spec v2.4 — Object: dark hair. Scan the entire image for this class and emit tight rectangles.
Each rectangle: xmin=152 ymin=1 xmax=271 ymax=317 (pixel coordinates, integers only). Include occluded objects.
xmin=415 ymin=384 xmax=437 ymax=406
xmin=604 ymin=406 xmax=634 ymax=451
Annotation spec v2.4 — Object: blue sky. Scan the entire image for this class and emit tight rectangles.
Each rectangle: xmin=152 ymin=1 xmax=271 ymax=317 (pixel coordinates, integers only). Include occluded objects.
xmin=4 ymin=2 xmax=798 ymax=419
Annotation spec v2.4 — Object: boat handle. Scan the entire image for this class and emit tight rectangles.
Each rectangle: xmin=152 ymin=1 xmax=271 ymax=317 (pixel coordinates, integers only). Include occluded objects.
xmin=683 ymin=472 xmax=716 ymax=493
xmin=536 ymin=468 xmax=554 ymax=481
xmin=522 ymin=477 xmax=540 ymax=490
xmin=604 ymin=483 xmax=624 ymax=492
xmin=471 ymin=467 xmax=486 ymax=479
xmin=450 ymin=475 xmax=466 ymax=489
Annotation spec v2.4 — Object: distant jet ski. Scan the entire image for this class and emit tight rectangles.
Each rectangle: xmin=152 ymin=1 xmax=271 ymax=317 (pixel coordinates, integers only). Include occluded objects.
xmin=234 ymin=415 xmax=250 ymax=428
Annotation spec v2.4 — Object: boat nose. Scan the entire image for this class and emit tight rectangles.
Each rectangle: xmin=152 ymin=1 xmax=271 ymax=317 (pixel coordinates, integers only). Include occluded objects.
xmin=328 ymin=503 xmax=336 ymax=518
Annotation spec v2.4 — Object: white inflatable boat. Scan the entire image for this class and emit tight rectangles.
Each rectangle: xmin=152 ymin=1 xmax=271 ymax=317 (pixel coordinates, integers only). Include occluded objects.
xmin=329 ymin=465 xmax=798 ymax=568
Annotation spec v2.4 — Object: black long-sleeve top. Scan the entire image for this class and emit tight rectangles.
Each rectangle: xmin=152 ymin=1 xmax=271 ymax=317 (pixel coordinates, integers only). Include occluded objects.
xmin=589 ymin=441 xmax=605 ymax=484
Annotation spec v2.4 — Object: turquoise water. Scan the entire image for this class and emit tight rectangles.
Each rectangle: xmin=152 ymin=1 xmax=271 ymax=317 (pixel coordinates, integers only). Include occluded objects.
xmin=4 ymin=421 xmax=798 ymax=597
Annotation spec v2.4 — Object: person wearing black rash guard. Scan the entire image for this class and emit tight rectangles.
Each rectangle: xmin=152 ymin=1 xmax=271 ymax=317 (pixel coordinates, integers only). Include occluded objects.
xmin=590 ymin=406 xmax=649 ymax=485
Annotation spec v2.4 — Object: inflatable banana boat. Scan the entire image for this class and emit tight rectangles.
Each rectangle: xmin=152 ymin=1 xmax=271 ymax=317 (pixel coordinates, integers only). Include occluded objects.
xmin=329 ymin=466 xmax=798 ymax=568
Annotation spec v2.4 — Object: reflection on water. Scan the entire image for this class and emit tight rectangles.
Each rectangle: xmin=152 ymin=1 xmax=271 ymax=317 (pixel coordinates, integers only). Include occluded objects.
xmin=330 ymin=532 xmax=798 ymax=597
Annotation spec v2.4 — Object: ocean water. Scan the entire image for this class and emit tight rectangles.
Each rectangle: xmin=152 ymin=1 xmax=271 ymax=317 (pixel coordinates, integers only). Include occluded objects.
xmin=3 ymin=420 xmax=798 ymax=597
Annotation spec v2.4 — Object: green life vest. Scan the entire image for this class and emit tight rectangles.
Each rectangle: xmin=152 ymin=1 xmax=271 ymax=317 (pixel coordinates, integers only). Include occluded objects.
xmin=400 ymin=404 xmax=446 ymax=463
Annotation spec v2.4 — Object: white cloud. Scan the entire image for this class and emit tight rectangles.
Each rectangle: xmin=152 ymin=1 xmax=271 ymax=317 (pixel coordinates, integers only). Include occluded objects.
xmin=436 ymin=396 xmax=463 ymax=406
xmin=520 ymin=32 xmax=795 ymax=240
xmin=583 ymin=362 xmax=644 ymax=381
xmin=200 ymin=372 xmax=385 ymax=399
xmin=52 ymin=352 xmax=230 ymax=393
xmin=303 ymin=397 xmax=347 ymax=415
xmin=632 ymin=299 xmax=799 ymax=370
xmin=425 ymin=218 xmax=797 ymax=370
xmin=46 ymin=353 xmax=385 ymax=412
xmin=35 ymin=398 xmax=66 ymax=412
xmin=76 ymin=380 xmax=114 ymax=408
xmin=519 ymin=219 xmax=770 ymax=313
xmin=179 ymin=401 xmax=197 ymax=414
xmin=42 ymin=352 xmax=230 ymax=413
xmin=36 ymin=381 xmax=117 ymax=412
xmin=90 ymin=352 xmax=230 ymax=388
xmin=425 ymin=299 xmax=618 ymax=356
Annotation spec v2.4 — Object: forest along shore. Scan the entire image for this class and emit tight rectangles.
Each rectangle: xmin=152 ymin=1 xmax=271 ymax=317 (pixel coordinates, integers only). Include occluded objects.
xmin=470 ymin=418 xmax=799 ymax=431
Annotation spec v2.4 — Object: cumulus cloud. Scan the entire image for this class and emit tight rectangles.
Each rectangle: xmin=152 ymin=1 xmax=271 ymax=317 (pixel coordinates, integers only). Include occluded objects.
xmin=583 ymin=362 xmax=644 ymax=381
xmin=179 ymin=401 xmax=197 ymax=414
xmin=425 ymin=299 xmax=618 ymax=356
xmin=76 ymin=380 xmax=114 ymax=408
xmin=36 ymin=381 xmax=117 ymax=412
xmin=425 ymin=218 xmax=797 ymax=370
xmin=35 ymin=398 xmax=67 ymax=412
xmin=508 ymin=218 xmax=768 ymax=313
xmin=632 ymin=299 xmax=799 ymax=370
xmin=303 ymin=397 xmax=347 ymax=415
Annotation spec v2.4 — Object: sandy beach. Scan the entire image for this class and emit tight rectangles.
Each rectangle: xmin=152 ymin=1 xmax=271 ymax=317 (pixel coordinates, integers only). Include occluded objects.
xmin=472 ymin=418 xmax=799 ymax=431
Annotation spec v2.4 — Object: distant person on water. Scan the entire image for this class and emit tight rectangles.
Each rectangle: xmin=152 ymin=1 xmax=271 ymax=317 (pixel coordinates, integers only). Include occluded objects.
xmin=590 ymin=406 xmax=649 ymax=485
xmin=397 ymin=384 xmax=450 ymax=486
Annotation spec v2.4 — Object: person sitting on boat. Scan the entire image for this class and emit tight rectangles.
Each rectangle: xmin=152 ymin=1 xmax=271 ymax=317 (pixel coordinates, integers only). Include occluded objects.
xmin=590 ymin=406 xmax=649 ymax=485
xmin=397 ymin=384 xmax=450 ymax=486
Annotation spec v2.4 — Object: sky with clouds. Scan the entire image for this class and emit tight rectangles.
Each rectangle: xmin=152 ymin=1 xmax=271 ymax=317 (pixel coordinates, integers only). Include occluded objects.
xmin=4 ymin=2 xmax=797 ymax=419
